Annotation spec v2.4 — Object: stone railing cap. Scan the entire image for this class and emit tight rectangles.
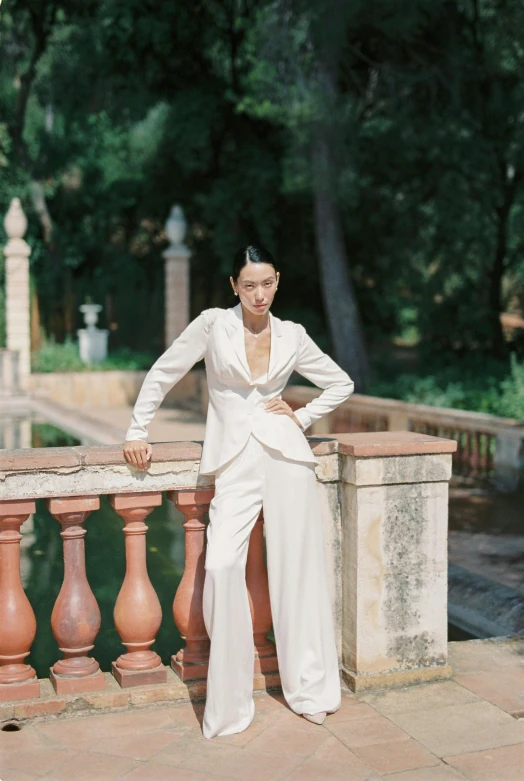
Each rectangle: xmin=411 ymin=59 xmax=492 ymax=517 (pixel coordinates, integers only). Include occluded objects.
xmin=0 ymin=432 xmax=457 ymax=474
xmin=319 ymin=431 xmax=458 ymax=457
xmin=0 ymin=441 xmax=204 ymax=472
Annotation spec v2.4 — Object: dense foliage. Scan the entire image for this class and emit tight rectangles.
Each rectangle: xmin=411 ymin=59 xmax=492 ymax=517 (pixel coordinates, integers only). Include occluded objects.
xmin=2 ymin=0 xmax=524 ymax=403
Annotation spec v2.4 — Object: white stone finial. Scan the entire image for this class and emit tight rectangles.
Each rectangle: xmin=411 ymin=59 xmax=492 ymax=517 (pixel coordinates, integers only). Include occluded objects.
xmin=165 ymin=204 xmax=188 ymax=251
xmin=4 ymin=197 xmax=28 ymax=240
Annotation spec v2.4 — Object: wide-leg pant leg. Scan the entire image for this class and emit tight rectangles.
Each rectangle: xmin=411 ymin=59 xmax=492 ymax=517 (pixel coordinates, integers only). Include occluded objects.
xmin=260 ymin=443 xmax=342 ymax=717
xmin=201 ymin=435 xmax=264 ymax=739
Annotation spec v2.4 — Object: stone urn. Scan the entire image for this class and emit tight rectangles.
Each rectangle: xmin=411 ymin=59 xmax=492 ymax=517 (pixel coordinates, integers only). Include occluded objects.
xmin=77 ymin=303 xmax=109 ymax=364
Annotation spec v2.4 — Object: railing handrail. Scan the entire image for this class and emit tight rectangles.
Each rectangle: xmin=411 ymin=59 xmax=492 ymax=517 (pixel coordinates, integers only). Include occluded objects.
xmin=284 ymin=387 xmax=524 ymax=434
xmin=0 ymin=432 xmax=458 ymax=473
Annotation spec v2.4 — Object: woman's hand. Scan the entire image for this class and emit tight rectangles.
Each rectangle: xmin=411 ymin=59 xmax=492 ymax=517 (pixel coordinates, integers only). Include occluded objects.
xmin=264 ymin=397 xmax=303 ymax=429
xmin=123 ymin=440 xmax=152 ymax=471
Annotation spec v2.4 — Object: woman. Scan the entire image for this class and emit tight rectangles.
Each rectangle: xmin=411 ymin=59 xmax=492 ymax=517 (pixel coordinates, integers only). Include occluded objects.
xmin=123 ymin=245 xmax=355 ymax=739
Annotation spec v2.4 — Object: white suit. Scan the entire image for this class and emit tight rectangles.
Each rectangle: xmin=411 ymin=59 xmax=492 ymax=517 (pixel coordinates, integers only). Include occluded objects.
xmin=125 ymin=302 xmax=355 ymax=738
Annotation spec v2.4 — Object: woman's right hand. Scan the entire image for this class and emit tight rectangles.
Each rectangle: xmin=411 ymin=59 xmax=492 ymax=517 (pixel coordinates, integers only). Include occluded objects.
xmin=123 ymin=440 xmax=152 ymax=471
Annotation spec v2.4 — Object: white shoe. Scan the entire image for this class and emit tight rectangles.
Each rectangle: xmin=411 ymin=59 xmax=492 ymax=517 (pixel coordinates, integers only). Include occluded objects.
xmin=302 ymin=711 xmax=326 ymax=725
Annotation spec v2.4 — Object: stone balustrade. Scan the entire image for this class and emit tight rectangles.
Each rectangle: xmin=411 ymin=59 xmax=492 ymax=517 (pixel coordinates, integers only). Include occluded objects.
xmin=284 ymin=386 xmax=524 ymax=492
xmin=0 ymin=431 xmax=456 ymax=712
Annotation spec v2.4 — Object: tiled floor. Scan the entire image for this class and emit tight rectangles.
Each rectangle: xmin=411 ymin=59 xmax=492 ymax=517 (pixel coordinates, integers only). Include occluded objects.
xmin=1 ymin=637 xmax=523 ymax=781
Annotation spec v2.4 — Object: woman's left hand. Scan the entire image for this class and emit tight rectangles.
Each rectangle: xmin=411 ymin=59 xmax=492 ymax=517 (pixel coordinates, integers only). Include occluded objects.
xmin=264 ymin=397 xmax=303 ymax=428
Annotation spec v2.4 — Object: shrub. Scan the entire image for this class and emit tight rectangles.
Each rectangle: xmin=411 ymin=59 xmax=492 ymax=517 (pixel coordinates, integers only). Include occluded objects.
xmin=31 ymin=335 xmax=157 ymax=373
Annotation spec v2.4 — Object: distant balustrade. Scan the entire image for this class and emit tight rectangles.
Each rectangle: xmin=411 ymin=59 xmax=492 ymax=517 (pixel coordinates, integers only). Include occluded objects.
xmin=284 ymin=387 xmax=524 ymax=492
xmin=0 ymin=431 xmax=456 ymax=710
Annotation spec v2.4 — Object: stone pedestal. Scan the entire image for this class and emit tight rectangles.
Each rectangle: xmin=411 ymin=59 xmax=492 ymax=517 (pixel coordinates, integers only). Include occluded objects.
xmin=3 ymin=199 xmax=31 ymax=391
xmin=163 ymin=204 xmax=191 ymax=347
xmin=337 ymin=431 xmax=457 ymax=691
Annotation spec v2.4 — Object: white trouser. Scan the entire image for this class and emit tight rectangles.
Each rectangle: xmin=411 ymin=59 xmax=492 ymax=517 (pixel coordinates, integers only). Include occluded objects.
xmin=201 ymin=432 xmax=341 ymax=739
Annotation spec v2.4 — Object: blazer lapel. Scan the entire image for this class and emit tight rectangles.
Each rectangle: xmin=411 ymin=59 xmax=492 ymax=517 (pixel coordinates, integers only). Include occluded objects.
xmin=267 ymin=308 xmax=283 ymax=380
xmin=224 ymin=303 xmax=251 ymax=379
xmin=224 ymin=302 xmax=284 ymax=381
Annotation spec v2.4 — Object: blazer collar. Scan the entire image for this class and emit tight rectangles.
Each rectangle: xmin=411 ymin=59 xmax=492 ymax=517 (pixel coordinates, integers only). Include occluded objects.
xmin=225 ymin=302 xmax=283 ymax=381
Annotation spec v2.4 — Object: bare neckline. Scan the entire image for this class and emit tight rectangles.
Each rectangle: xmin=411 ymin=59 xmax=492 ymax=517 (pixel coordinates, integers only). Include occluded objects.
xmin=244 ymin=318 xmax=272 ymax=382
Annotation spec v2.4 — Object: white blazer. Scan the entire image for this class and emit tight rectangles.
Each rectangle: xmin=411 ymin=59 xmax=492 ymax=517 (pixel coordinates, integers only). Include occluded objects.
xmin=125 ymin=302 xmax=354 ymax=475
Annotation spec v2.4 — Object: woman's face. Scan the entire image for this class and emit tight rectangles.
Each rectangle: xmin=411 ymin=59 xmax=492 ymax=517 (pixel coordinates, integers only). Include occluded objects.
xmin=230 ymin=262 xmax=279 ymax=316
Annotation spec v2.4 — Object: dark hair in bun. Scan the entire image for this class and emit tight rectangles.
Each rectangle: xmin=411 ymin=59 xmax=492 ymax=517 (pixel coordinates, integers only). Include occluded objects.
xmin=231 ymin=245 xmax=279 ymax=282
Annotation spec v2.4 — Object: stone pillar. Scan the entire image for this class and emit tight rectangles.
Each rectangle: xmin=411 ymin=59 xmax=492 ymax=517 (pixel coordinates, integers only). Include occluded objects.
xmin=163 ymin=204 xmax=191 ymax=347
xmin=3 ymin=198 xmax=31 ymax=391
xmin=337 ymin=431 xmax=457 ymax=691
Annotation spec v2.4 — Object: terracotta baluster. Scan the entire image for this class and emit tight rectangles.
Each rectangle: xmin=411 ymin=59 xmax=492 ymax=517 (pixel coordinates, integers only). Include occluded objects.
xmin=479 ymin=432 xmax=489 ymax=476
xmin=471 ymin=431 xmax=481 ymax=479
xmin=0 ymin=500 xmax=39 ymax=701
xmin=167 ymin=488 xmax=214 ymax=681
xmin=109 ymin=491 xmax=167 ymax=687
xmin=46 ymin=496 xmax=105 ymax=693
xmin=246 ymin=510 xmax=278 ymax=674
xmin=465 ymin=431 xmax=473 ymax=477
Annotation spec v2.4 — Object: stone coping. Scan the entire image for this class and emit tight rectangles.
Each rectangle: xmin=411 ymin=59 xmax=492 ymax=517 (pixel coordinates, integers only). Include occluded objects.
xmin=284 ymin=386 xmax=524 ymax=433
xmin=0 ymin=431 xmax=456 ymax=473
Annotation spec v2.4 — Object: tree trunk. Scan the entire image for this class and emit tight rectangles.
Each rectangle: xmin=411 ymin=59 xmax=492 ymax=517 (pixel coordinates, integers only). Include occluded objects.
xmin=311 ymin=128 xmax=370 ymax=391
xmin=489 ymin=172 xmax=518 ymax=359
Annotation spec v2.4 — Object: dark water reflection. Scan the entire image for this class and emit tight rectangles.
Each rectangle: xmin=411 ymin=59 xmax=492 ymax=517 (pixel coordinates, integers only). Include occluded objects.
xmin=449 ymin=488 xmax=524 ymax=535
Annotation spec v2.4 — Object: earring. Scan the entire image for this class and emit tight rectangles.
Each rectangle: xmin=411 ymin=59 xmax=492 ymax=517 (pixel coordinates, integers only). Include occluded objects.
xmin=234 ymin=291 xmax=238 ymax=296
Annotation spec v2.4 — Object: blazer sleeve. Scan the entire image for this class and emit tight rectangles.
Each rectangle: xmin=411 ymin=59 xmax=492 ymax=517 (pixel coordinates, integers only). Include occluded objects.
xmin=124 ymin=308 xmax=218 ymax=442
xmin=292 ymin=324 xmax=355 ymax=432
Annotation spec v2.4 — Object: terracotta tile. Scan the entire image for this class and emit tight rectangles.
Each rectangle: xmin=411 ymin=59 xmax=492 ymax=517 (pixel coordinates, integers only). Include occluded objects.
xmin=144 ymin=745 xmax=302 ymax=781
xmin=195 ymin=747 xmax=304 ymax=781
xmin=286 ymin=756 xmax=376 ymax=781
xmin=271 ymin=708 xmax=335 ymax=731
xmin=327 ymin=715 xmax=411 ymax=748
xmin=0 ymin=768 xmax=41 ymax=781
xmin=0 ymin=725 xmax=46 ymax=751
xmin=448 ymin=638 xmax=524 ymax=675
xmin=207 ymin=709 xmax=277 ymax=746
xmin=324 ymin=698 xmax=378 ymax=723
xmin=154 ymin=734 xmax=240 ymax=773
xmin=36 ymin=706 xmax=188 ymax=748
xmin=36 ymin=707 xmax=182 ymax=740
xmin=123 ymin=764 xmax=229 ymax=781
xmin=170 ymin=702 xmax=206 ymax=727
xmin=388 ymin=700 xmax=524 ymax=757
xmin=0 ymin=747 xmax=76 ymax=776
xmin=251 ymin=694 xmax=282 ymax=712
xmin=311 ymin=735 xmax=369 ymax=765
xmin=382 ymin=767 xmax=466 ymax=780
xmin=446 ymin=741 xmax=524 ymax=780
xmin=89 ymin=729 xmax=181 ymax=760
xmin=359 ymin=680 xmax=480 ymax=716
xmin=49 ymin=751 xmax=139 ymax=780
xmin=351 ymin=737 xmax=441 ymax=774
xmin=256 ymin=692 xmax=289 ymax=711
xmin=454 ymin=668 xmax=524 ymax=716
xmin=242 ymin=723 xmax=332 ymax=757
